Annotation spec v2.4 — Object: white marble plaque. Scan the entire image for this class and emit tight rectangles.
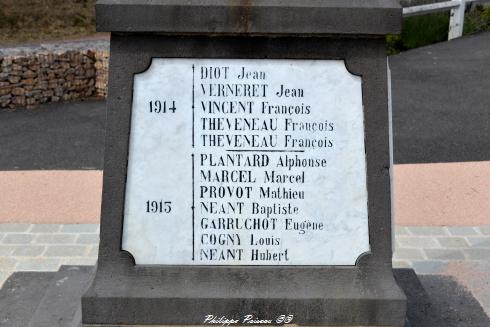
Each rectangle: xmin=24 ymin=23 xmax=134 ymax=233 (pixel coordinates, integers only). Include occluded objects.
xmin=121 ymin=59 xmax=370 ymax=265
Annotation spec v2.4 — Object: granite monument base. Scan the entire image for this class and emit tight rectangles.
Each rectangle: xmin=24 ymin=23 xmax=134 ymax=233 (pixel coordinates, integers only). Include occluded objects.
xmin=83 ymin=260 xmax=406 ymax=326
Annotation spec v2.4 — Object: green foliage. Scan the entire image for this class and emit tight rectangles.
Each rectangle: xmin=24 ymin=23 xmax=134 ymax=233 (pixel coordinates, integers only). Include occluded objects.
xmin=464 ymin=5 xmax=490 ymax=34
xmin=387 ymin=12 xmax=450 ymax=55
xmin=388 ymin=6 xmax=490 ymax=55
xmin=0 ymin=0 xmax=97 ymax=45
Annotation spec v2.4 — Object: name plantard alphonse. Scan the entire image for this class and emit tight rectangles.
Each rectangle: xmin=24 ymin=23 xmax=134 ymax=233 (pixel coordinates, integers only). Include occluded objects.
xmin=203 ymin=314 xmax=294 ymax=326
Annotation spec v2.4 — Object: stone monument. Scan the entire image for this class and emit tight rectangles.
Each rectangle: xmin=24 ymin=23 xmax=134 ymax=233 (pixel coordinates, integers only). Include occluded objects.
xmin=83 ymin=1 xmax=407 ymax=326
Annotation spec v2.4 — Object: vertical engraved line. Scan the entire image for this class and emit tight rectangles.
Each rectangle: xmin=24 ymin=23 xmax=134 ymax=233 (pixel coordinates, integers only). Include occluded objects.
xmin=192 ymin=153 xmax=195 ymax=261
xmin=192 ymin=64 xmax=196 ymax=261
xmin=192 ymin=64 xmax=195 ymax=147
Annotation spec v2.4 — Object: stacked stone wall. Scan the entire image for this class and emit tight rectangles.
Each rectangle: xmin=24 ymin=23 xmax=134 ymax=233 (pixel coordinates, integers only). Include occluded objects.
xmin=0 ymin=41 xmax=109 ymax=109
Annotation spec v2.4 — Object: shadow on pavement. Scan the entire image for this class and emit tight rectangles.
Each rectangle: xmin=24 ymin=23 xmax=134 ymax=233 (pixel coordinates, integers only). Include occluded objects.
xmin=395 ymin=269 xmax=490 ymax=327
xmin=0 ymin=267 xmax=488 ymax=327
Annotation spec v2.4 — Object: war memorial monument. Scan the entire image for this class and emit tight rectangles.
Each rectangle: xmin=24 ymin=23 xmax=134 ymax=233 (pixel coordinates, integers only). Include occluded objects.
xmin=82 ymin=1 xmax=407 ymax=326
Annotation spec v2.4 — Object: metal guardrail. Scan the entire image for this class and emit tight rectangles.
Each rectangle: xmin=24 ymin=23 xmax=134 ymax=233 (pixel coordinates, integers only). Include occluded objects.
xmin=403 ymin=0 xmax=490 ymax=40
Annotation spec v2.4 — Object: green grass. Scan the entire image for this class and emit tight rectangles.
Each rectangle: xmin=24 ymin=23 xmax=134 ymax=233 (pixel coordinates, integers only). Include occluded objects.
xmin=388 ymin=5 xmax=490 ymax=55
xmin=0 ymin=0 xmax=97 ymax=45
xmin=387 ymin=12 xmax=450 ymax=55
xmin=464 ymin=5 xmax=490 ymax=34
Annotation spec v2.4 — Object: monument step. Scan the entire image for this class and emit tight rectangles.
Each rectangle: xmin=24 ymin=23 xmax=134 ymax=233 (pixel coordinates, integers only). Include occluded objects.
xmin=0 ymin=270 xmax=55 ymax=326
xmin=28 ymin=265 xmax=95 ymax=327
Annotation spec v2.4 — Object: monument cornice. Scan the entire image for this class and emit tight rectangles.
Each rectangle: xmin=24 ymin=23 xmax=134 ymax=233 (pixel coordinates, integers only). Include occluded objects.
xmin=96 ymin=0 xmax=402 ymax=36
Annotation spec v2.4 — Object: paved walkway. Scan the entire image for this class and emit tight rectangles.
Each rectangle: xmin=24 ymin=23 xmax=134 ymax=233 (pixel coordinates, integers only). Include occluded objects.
xmin=0 ymin=223 xmax=489 ymax=315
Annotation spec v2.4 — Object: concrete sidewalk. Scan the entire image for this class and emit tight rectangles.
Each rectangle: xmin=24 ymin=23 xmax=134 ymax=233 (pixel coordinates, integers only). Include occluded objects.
xmin=0 ymin=223 xmax=489 ymax=316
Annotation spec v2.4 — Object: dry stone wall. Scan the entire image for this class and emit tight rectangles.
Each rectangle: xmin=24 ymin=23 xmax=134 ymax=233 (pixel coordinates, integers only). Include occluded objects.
xmin=0 ymin=40 xmax=109 ymax=109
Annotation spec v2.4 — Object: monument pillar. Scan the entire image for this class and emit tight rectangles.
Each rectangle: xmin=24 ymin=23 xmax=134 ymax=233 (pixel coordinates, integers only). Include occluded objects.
xmin=83 ymin=1 xmax=406 ymax=326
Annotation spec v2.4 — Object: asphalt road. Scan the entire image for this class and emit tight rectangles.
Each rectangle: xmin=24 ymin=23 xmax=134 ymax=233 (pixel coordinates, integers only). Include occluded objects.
xmin=390 ymin=31 xmax=490 ymax=164
xmin=0 ymin=32 xmax=489 ymax=170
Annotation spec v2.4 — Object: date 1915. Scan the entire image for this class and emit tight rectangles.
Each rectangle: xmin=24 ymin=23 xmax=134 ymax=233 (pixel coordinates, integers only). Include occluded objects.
xmin=145 ymin=200 xmax=172 ymax=214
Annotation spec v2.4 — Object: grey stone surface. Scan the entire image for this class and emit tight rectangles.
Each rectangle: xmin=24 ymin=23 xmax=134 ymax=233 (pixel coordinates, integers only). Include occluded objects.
xmin=27 ymin=266 xmax=95 ymax=327
xmin=0 ymin=245 xmax=15 ymax=256
xmin=437 ymin=237 xmax=470 ymax=248
xmin=0 ymin=257 xmax=16 ymax=270
xmin=3 ymin=234 xmax=33 ymax=244
xmin=411 ymin=261 xmax=448 ymax=275
xmin=467 ymin=237 xmax=490 ymax=247
xmin=84 ymin=1 xmax=405 ymax=323
xmin=76 ymin=234 xmax=99 ymax=245
xmin=407 ymin=227 xmax=449 ymax=236
xmin=30 ymin=224 xmax=62 ymax=233
xmin=11 ymin=246 xmax=45 ymax=257
xmin=0 ymin=224 xmax=31 ymax=233
xmin=62 ymin=257 xmax=98 ymax=266
xmin=447 ymin=227 xmax=479 ymax=236
xmin=395 ymin=226 xmax=410 ymax=236
xmin=0 ymin=271 xmax=56 ymax=327
xmin=4 ymin=268 xmax=490 ymax=327
xmin=96 ymin=0 xmax=402 ymax=36
xmin=61 ymin=224 xmax=99 ymax=233
xmin=479 ymin=226 xmax=490 ymax=235
xmin=88 ymin=246 xmax=99 ymax=257
xmin=394 ymin=248 xmax=425 ymax=260
xmin=16 ymin=258 xmax=61 ymax=271
xmin=44 ymin=246 xmax=88 ymax=257
xmin=424 ymin=249 xmax=465 ymax=260
xmin=35 ymin=234 xmax=76 ymax=244
xmin=465 ymin=249 xmax=490 ymax=261
xmin=397 ymin=236 xmax=440 ymax=248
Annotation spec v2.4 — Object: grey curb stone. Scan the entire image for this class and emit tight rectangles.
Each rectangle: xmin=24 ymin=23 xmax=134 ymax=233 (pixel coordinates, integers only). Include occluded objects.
xmin=447 ymin=227 xmax=479 ymax=236
xmin=0 ymin=258 xmax=17 ymax=270
xmin=392 ymin=260 xmax=411 ymax=268
xmin=464 ymin=249 xmax=490 ymax=260
xmin=424 ymin=249 xmax=465 ymax=260
xmin=88 ymin=246 xmax=99 ymax=257
xmin=11 ymin=245 xmax=46 ymax=256
xmin=394 ymin=226 xmax=410 ymax=236
xmin=397 ymin=236 xmax=440 ymax=248
xmin=62 ymin=257 xmax=97 ymax=266
xmin=0 ymin=271 xmax=12 ymax=287
xmin=77 ymin=234 xmax=100 ymax=244
xmin=478 ymin=226 xmax=490 ymax=235
xmin=407 ymin=227 xmax=448 ymax=236
xmin=467 ymin=237 xmax=490 ymax=247
xmin=393 ymin=248 xmax=425 ymax=260
xmin=44 ymin=245 xmax=88 ymax=257
xmin=30 ymin=224 xmax=62 ymax=233
xmin=61 ymin=224 xmax=99 ymax=233
xmin=0 ymin=246 xmax=15 ymax=256
xmin=35 ymin=234 xmax=77 ymax=244
xmin=437 ymin=237 xmax=470 ymax=248
xmin=2 ymin=234 xmax=34 ymax=244
xmin=0 ymin=224 xmax=31 ymax=232
xmin=16 ymin=258 xmax=61 ymax=271
xmin=411 ymin=260 xmax=448 ymax=274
